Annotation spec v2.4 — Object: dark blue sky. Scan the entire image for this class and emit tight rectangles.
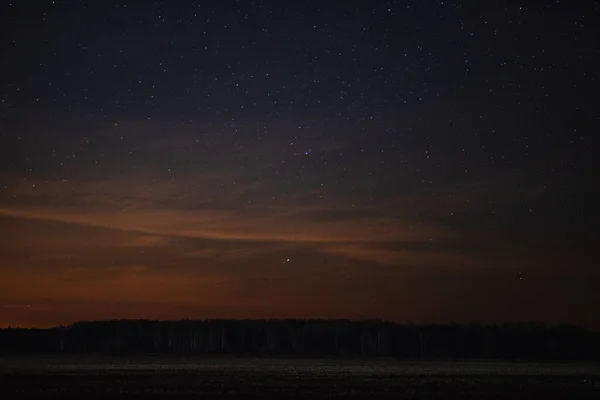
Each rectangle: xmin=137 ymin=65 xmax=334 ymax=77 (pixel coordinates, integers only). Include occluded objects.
xmin=0 ymin=0 xmax=596 ymax=328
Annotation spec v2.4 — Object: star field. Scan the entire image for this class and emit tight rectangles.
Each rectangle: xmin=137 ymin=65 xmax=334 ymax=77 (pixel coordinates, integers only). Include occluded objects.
xmin=0 ymin=0 xmax=597 ymax=328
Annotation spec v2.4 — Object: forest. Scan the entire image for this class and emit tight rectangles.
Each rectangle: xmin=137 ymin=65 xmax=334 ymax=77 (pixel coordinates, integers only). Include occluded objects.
xmin=1 ymin=319 xmax=599 ymax=360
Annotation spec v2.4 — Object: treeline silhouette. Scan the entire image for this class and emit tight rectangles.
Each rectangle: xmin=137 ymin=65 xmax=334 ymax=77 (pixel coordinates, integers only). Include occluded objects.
xmin=1 ymin=319 xmax=599 ymax=360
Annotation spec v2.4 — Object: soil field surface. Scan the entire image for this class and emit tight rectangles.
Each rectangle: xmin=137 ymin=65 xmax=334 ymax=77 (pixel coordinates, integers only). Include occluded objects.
xmin=1 ymin=357 xmax=600 ymax=399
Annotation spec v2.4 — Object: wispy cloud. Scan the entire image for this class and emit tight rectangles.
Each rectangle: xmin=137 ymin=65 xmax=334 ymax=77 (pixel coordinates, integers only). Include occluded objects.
xmin=121 ymin=235 xmax=172 ymax=247
xmin=321 ymin=243 xmax=472 ymax=267
xmin=0 ymin=162 xmax=449 ymax=245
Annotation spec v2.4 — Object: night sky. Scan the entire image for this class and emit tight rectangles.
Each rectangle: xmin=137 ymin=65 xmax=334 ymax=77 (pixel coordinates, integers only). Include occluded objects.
xmin=0 ymin=0 xmax=597 ymax=329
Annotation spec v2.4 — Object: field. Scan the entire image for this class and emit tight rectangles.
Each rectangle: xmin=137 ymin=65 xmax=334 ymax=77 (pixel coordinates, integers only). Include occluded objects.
xmin=1 ymin=356 xmax=600 ymax=398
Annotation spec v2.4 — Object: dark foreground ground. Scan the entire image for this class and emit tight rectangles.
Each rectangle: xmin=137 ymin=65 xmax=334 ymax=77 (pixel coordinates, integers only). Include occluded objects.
xmin=1 ymin=357 xmax=600 ymax=399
